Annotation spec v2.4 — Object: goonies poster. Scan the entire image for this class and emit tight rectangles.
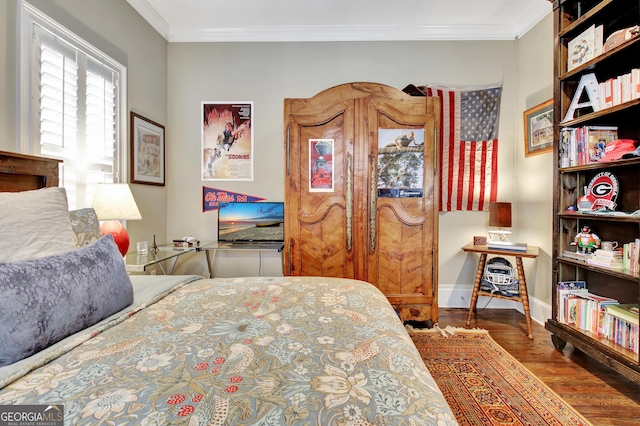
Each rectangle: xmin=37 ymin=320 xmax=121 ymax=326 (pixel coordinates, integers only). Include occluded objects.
xmin=202 ymin=102 xmax=254 ymax=181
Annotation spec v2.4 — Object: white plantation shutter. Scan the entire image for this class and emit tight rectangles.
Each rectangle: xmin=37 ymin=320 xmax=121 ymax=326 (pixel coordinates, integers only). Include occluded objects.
xmin=21 ymin=3 xmax=126 ymax=210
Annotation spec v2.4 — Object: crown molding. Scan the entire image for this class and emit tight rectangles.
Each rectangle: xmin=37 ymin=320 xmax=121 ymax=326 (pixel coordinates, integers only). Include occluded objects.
xmin=128 ymin=0 xmax=552 ymax=43
xmin=514 ymin=0 xmax=553 ymax=39
xmin=126 ymin=0 xmax=170 ymax=39
xmin=167 ymin=23 xmax=528 ymax=43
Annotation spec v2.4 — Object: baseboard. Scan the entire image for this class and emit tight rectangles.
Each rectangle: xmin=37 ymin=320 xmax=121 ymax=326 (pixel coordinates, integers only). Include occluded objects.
xmin=438 ymin=284 xmax=551 ymax=327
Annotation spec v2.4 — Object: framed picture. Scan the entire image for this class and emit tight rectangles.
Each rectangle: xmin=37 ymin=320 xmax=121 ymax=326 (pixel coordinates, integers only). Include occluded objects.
xmin=130 ymin=112 xmax=165 ymax=185
xmin=201 ymin=101 xmax=254 ymax=181
xmin=524 ymin=99 xmax=554 ymax=157
xmin=377 ymin=128 xmax=425 ymax=198
xmin=309 ymin=139 xmax=334 ymax=192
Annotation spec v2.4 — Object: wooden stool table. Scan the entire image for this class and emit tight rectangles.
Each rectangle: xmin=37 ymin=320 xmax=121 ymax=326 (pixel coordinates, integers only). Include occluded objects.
xmin=462 ymin=243 xmax=539 ymax=339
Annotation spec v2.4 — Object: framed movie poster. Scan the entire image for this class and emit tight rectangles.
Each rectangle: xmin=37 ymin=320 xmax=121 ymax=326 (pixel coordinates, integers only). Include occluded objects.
xmin=201 ymin=101 xmax=254 ymax=181
xmin=377 ymin=128 xmax=425 ymax=198
xmin=309 ymin=139 xmax=334 ymax=192
xmin=130 ymin=112 xmax=165 ymax=186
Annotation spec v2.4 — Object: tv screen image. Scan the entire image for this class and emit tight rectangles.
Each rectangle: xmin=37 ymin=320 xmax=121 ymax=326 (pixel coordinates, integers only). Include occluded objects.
xmin=218 ymin=202 xmax=284 ymax=242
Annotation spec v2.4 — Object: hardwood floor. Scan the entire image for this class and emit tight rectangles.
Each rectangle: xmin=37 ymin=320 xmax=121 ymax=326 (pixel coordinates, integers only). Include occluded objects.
xmin=436 ymin=308 xmax=640 ymax=426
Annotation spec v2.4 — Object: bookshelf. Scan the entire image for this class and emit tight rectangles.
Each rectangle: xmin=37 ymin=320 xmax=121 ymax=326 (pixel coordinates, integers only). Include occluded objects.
xmin=545 ymin=0 xmax=640 ymax=383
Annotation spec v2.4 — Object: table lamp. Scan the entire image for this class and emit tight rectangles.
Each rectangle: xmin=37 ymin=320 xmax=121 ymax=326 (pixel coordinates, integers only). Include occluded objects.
xmin=488 ymin=202 xmax=512 ymax=242
xmin=92 ymin=183 xmax=142 ymax=256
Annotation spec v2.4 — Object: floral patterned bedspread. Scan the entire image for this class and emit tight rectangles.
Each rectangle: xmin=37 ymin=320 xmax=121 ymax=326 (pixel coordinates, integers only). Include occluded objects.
xmin=0 ymin=276 xmax=457 ymax=425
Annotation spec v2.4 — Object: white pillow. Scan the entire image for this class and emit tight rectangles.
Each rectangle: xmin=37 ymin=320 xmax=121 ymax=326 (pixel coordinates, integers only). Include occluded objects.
xmin=0 ymin=187 xmax=77 ymax=262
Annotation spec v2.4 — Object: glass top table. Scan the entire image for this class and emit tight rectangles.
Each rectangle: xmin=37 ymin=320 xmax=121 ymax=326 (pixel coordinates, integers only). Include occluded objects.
xmin=124 ymin=245 xmax=199 ymax=274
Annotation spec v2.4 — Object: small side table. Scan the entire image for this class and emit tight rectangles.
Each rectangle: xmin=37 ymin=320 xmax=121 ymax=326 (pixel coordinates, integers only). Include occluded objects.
xmin=462 ymin=243 xmax=539 ymax=339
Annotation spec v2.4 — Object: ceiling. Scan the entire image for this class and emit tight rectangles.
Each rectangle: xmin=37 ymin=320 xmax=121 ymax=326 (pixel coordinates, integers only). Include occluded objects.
xmin=126 ymin=0 xmax=553 ymax=43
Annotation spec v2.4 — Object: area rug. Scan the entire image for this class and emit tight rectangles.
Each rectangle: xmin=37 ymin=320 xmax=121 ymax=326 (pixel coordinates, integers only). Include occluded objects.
xmin=409 ymin=326 xmax=592 ymax=426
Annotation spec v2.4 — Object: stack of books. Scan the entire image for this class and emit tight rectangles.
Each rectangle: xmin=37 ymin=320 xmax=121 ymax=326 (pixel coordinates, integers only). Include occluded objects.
xmin=486 ymin=240 xmax=527 ymax=252
xmin=562 ymin=250 xmax=590 ymax=262
xmin=587 ymin=249 xmax=623 ymax=269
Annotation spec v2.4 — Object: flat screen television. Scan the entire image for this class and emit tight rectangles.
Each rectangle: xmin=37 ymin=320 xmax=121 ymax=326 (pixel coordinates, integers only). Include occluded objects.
xmin=217 ymin=201 xmax=285 ymax=242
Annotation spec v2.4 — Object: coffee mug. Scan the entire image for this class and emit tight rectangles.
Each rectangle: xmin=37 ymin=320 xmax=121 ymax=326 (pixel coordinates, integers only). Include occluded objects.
xmin=601 ymin=241 xmax=619 ymax=251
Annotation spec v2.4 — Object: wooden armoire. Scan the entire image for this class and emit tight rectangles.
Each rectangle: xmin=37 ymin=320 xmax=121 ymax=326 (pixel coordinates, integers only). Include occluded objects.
xmin=284 ymin=82 xmax=440 ymax=324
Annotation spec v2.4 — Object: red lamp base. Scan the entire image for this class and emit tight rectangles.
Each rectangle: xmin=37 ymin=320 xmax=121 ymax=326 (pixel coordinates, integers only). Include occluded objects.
xmin=100 ymin=220 xmax=130 ymax=256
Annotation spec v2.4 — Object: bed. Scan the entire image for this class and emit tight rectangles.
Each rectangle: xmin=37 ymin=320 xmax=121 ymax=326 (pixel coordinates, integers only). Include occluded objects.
xmin=0 ymin=151 xmax=457 ymax=425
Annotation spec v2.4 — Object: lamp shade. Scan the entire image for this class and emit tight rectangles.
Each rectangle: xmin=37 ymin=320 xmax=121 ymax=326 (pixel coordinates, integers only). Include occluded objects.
xmin=92 ymin=183 xmax=142 ymax=221
xmin=489 ymin=202 xmax=512 ymax=228
xmin=92 ymin=183 xmax=141 ymax=256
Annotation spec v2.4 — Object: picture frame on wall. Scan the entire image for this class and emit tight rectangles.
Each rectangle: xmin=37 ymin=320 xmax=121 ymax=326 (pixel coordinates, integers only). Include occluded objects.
xmin=524 ymin=99 xmax=554 ymax=157
xmin=201 ymin=101 xmax=254 ymax=181
xmin=130 ymin=111 xmax=165 ymax=186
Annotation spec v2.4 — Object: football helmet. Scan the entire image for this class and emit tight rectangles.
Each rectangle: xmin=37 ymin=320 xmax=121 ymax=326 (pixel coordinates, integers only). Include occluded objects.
xmin=480 ymin=257 xmax=520 ymax=297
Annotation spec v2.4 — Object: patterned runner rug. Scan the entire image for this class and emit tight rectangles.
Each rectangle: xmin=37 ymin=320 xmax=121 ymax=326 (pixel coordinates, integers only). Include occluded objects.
xmin=409 ymin=327 xmax=592 ymax=426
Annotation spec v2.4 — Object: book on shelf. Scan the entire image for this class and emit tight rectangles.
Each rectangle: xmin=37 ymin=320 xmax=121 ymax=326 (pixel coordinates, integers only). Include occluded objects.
xmin=559 ymin=127 xmax=574 ymax=168
xmin=584 ymin=126 xmax=618 ymax=163
xmin=562 ymin=250 xmax=590 ymax=262
xmin=587 ymin=250 xmax=624 ymax=269
xmin=567 ymin=24 xmax=603 ymax=72
xmin=557 ymin=281 xmax=588 ymax=324
xmin=593 ymin=248 xmax=623 ymax=258
xmin=558 ymin=125 xmax=618 ymax=166
xmin=582 ymin=292 xmax=620 ymax=335
xmin=486 ymin=241 xmax=527 ymax=252
xmin=622 ymin=240 xmax=640 ymax=273
xmin=606 ymin=304 xmax=639 ymax=326
xmin=598 ymin=69 xmax=640 ymax=109
xmin=555 ymin=280 xmax=621 ymax=335
xmin=602 ymin=304 xmax=639 ymax=354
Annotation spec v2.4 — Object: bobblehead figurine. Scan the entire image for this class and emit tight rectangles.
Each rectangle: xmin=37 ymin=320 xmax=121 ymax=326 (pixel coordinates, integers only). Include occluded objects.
xmin=571 ymin=225 xmax=601 ymax=254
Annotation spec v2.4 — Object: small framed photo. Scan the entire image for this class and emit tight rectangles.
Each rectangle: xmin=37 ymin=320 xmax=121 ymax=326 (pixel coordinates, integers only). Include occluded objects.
xmin=130 ymin=111 xmax=165 ymax=186
xmin=524 ymin=99 xmax=554 ymax=157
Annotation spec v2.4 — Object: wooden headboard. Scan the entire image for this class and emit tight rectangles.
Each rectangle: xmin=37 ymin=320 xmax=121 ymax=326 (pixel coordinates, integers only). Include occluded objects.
xmin=0 ymin=150 xmax=61 ymax=192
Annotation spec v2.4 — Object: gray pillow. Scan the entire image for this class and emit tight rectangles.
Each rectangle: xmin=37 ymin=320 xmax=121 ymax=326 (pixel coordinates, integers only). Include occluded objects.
xmin=0 ymin=235 xmax=133 ymax=367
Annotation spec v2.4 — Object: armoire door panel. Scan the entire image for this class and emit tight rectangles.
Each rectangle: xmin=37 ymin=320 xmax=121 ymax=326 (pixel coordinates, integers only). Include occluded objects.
xmin=372 ymin=206 xmax=431 ymax=300
xmin=298 ymin=205 xmax=355 ymax=278
xmin=364 ymin=98 xmax=435 ymax=308
xmin=285 ymin=102 xmax=360 ymax=277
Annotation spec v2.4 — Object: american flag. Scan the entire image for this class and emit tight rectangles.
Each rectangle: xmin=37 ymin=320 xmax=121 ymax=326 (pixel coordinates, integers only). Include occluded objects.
xmin=416 ymin=85 xmax=502 ymax=212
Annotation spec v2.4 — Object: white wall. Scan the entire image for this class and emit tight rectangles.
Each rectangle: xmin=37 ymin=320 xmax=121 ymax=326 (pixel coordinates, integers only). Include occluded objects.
xmin=0 ymin=1 xmax=18 ymax=149
xmin=515 ymin=13 xmax=554 ymax=322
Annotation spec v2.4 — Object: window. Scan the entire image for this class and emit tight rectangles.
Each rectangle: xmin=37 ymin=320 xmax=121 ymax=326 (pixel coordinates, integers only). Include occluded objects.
xmin=19 ymin=1 xmax=127 ymax=209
